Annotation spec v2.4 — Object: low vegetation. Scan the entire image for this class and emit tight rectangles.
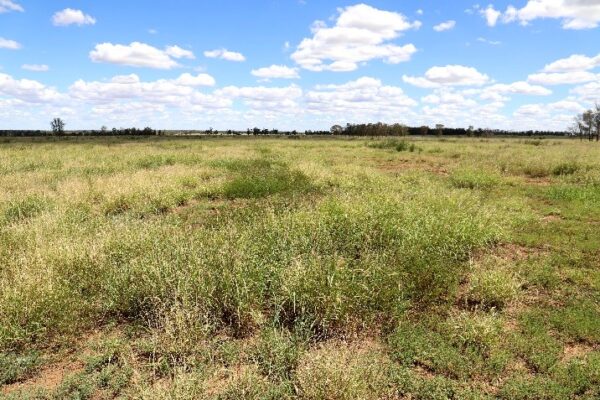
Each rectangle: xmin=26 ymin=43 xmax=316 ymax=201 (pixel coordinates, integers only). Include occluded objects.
xmin=0 ymin=136 xmax=598 ymax=399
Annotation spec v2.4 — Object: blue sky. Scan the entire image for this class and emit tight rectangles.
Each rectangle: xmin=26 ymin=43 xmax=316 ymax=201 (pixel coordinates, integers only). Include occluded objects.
xmin=1 ymin=0 xmax=599 ymax=131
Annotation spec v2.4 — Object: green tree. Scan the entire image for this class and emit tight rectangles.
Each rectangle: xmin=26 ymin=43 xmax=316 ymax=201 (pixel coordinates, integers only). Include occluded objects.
xmin=50 ymin=118 xmax=65 ymax=135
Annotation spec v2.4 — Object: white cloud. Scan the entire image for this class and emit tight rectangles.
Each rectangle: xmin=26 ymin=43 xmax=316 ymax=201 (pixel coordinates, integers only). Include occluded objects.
xmin=52 ymin=8 xmax=96 ymax=26
xmin=433 ymin=20 xmax=456 ymax=32
xmin=203 ymin=48 xmax=246 ymax=62
xmin=542 ymin=53 xmax=600 ymax=72
xmin=485 ymin=1 xmax=600 ymax=30
xmin=22 ymin=64 xmax=49 ymax=72
xmin=416 ymin=9 xmax=424 ymax=16
xmin=291 ymin=3 xmax=419 ymax=72
xmin=174 ymin=73 xmax=215 ymax=86
xmin=165 ymin=45 xmax=195 ymax=59
xmin=403 ymin=65 xmax=491 ymax=88
xmin=89 ymin=42 xmax=188 ymax=69
xmin=481 ymin=5 xmax=502 ymax=26
xmin=0 ymin=73 xmax=63 ymax=103
xmin=216 ymin=84 xmax=302 ymax=112
xmin=571 ymin=80 xmax=600 ymax=102
xmin=515 ymin=99 xmax=585 ymax=118
xmin=0 ymin=37 xmax=21 ymax=50
xmin=477 ymin=37 xmax=501 ymax=45
xmin=517 ymin=0 xmax=600 ymax=29
xmin=305 ymin=77 xmax=417 ymax=120
xmin=528 ymin=71 xmax=598 ymax=85
xmin=421 ymin=90 xmax=477 ymax=107
xmin=482 ymin=81 xmax=552 ymax=98
xmin=0 ymin=0 xmax=22 ymax=13
xmin=251 ymin=65 xmax=300 ymax=80
xmin=69 ymin=73 xmax=217 ymax=103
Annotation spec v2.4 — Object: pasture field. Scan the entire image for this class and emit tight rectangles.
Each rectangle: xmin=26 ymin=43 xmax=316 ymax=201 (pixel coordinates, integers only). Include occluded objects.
xmin=0 ymin=136 xmax=599 ymax=399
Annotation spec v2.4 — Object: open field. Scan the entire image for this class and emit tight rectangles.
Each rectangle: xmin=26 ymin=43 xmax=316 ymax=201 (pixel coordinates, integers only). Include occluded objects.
xmin=0 ymin=136 xmax=599 ymax=399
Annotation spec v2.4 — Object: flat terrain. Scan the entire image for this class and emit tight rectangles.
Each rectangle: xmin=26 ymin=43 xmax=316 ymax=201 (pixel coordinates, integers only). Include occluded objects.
xmin=0 ymin=136 xmax=599 ymax=399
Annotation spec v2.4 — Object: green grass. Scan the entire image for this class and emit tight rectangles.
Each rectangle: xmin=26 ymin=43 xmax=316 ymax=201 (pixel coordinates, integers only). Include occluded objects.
xmin=0 ymin=136 xmax=598 ymax=398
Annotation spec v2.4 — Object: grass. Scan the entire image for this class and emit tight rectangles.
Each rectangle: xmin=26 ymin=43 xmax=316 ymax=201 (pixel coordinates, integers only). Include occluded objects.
xmin=0 ymin=136 xmax=598 ymax=399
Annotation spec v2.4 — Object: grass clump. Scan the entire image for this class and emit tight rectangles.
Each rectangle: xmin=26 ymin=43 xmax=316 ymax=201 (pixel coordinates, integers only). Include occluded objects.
xmin=2 ymin=195 xmax=49 ymax=224
xmin=295 ymin=342 xmax=396 ymax=400
xmin=450 ymin=169 xmax=500 ymax=190
xmin=249 ymin=329 xmax=305 ymax=382
xmin=466 ymin=260 xmax=521 ymax=310
xmin=0 ymin=351 xmax=40 ymax=385
xmin=216 ymin=158 xmax=314 ymax=199
xmin=367 ymin=138 xmax=419 ymax=152
xmin=552 ymin=161 xmax=580 ymax=176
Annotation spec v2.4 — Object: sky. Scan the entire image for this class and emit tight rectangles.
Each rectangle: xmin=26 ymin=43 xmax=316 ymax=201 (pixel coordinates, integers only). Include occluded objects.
xmin=1 ymin=0 xmax=600 ymax=131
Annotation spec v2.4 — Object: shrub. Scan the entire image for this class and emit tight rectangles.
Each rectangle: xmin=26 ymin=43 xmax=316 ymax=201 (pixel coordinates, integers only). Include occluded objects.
xmin=552 ymin=162 xmax=579 ymax=176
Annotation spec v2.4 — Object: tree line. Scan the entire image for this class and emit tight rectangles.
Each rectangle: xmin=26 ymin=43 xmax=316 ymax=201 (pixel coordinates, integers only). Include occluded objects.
xmin=0 ymin=117 xmax=572 ymax=138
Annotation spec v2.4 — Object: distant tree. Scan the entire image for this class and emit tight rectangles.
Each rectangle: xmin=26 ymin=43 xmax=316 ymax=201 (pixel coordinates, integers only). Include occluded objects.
xmin=101 ymin=125 xmax=108 ymax=133
xmin=467 ymin=125 xmax=474 ymax=137
xmin=330 ymin=124 xmax=343 ymax=135
xmin=50 ymin=118 xmax=65 ymax=135
xmin=420 ymin=125 xmax=429 ymax=136
xmin=435 ymin=124 xmax=444 ymax=136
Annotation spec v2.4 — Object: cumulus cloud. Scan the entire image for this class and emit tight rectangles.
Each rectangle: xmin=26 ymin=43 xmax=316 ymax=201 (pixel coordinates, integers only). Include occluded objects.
xmin=174 ymin=73 xmax=215 ymax=86
xmin=0 ymin=0 xmax=22 ymax=13
xmin=433 ymin=20 xmax=456 ymax=31
xmin=215 ymin=84 xmax=302 ymax=112
xmin=0 ymin=37 xmax=21 ymax=50
xmin=203 ymin=48 xmax=246 ymax=62
xmin=482 ymin=1 xmax=600 ymax=30
xmin=481 ymin=5 xmax=502 ymax=26
xmin=22 ymin=64 xmax=49 ymax=72
xmin=481 ymin=81 xmax=552 ymax=99
xmin=69 ymin=73 xmax=217 ymax=103
xmin=571 ymin=80 xmax=600 ymax=102
xmin=0 ymin=73 xmax=63 ymax=103
xmin=305 ymin=77 xmax=417 ymax=120
xmin=89 ymin=42 xmax=194 ymax=69
xmin=165 ymin=45 xmax=195 ymax=59
xmin=528 ymin=71 xmax=598 ymax=85
xmin=291 ymin=3 xmax=419 ymax=72
xmin=542 ymin=53 xmax=600 ymax=72
xmin=403 ymin=65 xmax=491 ymax=88
xmin=52 ymin=8 xmax=96 ymax=26
xmin=251 ymin=65 xmax=300 ymax=80
xmin=477 ymin=37 xmax=501 ymax=45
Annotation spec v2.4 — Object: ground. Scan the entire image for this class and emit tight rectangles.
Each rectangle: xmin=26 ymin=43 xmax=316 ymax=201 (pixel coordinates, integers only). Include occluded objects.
xmin=0 ymin=135 xmax=598 ymax=399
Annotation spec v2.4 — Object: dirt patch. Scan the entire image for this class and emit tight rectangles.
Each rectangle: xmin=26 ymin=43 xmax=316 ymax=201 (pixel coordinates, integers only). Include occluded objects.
xmin=471 ymin=242 xmax=547 ymax=265
xmin=562 ymin=343 xmax=598 ymax=363
xmin=203 ymin=364 xmax=254 ymax=397
xmin=541 ymin=214 xmax=563 ymax=223
xmin=1 ymin=359 xmax=84 ymax=396
xmin=524 ymin=177 xmax=553 ymax=186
